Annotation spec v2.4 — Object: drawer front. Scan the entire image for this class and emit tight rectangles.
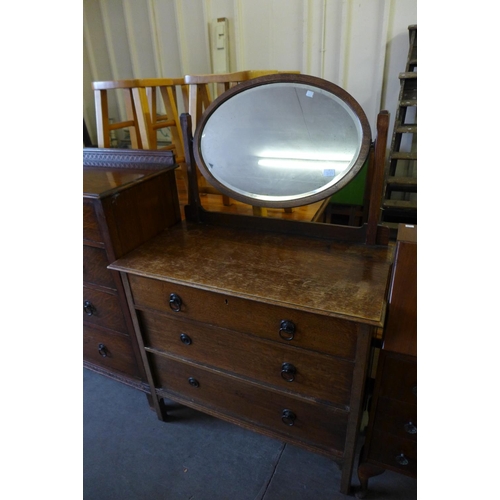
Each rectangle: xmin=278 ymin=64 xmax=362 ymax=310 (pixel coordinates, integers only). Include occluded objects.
xmin=368 ymin=430 xmax=417 ymax=476
xmin=373 ymin=397 xmax=417 ymax=442
xmin=83 ymin=324 xmax=139 ymax=378
xmin=140 ymin=311 xmax=353 ymax=407
xmin=379 ymin=353 xmax=417 ymax=405
xmin=129 ymin=275 xmax=358 ymax=360
xmin=83 ymin=199 xmax=102 ymax=244
xmin=150 ymin=354 xmax=349 ymax=454
xmin=83 ymin=245 xmax=116 ymax=289
xmin=83 ymin=286 xmax=127 ymax=333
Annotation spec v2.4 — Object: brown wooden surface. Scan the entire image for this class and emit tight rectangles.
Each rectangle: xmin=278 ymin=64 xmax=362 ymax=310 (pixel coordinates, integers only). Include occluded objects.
xmin=140 ymin=311 xmax=354 ymax=407
xmin=83 ymin=286 xmax=127 ymax=332
xmin=356 ymin=223 xmax=417 ymax=496
xmin=83 ymin=156 xmax=182 ymax=392
xmin=150 ymin=353 xmax=349 ymax=455
xmin=83 ymin=246 xmax=117 ymax=289
xmin=384 ymin=224 xmax=417 ymax=355
xmin=132 ymin=277 xmax=358 ymax=359
xmin=111 ymin=222 xmax=392 ymax=325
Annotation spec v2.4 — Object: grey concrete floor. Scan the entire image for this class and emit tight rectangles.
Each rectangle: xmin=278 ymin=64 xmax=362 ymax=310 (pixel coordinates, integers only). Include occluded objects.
xmin=83 ymin=369 xmax=417 ymax=499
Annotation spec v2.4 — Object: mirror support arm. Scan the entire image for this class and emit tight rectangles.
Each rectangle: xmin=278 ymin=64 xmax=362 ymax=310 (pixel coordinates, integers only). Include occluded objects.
xmin=366 ymin=110 xmax=390 ymax=245
xmin=181 ymin=112 xmax=201 ymax=222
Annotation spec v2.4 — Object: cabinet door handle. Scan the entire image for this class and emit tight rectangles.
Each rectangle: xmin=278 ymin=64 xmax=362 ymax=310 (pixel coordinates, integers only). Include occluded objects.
xmin=395 ymin=453 xmax=409 ymax=466
xmin=98 ymin=343 xmax=108 ymax=357
xmin=84 ymin=300 xmax=95 ymax=316
xmin=281 ymin=363 xmax=297 ymax=382
xmin=169 ymin=293 xmax=182 ymax=312
xmin=279 ymin=320 xmax=296 ymax=341
xmin=281 ymin=409 xmax=296 ymax=426
xmin=403 ymin=421 xmax=417 ymax=434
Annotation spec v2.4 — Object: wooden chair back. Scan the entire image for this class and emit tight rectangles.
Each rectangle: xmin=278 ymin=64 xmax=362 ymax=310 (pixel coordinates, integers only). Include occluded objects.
xmin=92 ymin=79 xmax=143 ymax=149
xmin=184 ymin=71 xmax=250 ymax=133
xmin=132 ymin=78 xmax=187 ymax=163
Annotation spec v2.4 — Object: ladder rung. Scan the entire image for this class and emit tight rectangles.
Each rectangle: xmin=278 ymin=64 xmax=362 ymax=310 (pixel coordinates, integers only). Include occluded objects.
xmin=395 ymin=125 xmax=417 ymax=134
xmin=386 ymin=176 xmax=417 ymax=191
xmin=399 ymin=72 xmax=417 ymax=80
xmin=400 ymin=99 xmax=417 ymax=107
xmin=383 ymin=199 xmax=417 ymax=209
xmin=391 ymin=152 xmax=417 ymax=161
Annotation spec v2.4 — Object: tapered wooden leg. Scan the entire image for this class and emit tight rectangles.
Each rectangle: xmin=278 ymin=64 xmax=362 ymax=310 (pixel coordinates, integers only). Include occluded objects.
xmin=356 ymin=461 xmax=385 ymax=498
xmin=157 ymin=397 xmax=169 ymax=421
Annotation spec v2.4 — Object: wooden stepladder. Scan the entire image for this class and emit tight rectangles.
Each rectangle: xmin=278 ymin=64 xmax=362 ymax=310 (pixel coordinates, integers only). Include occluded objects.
xmin=381 ymin=25 xmax=417 ymax=232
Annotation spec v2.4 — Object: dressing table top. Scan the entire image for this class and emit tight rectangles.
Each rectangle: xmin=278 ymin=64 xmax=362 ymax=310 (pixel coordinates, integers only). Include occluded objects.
xmin=110 ymin=222 xmax=393 ymax=326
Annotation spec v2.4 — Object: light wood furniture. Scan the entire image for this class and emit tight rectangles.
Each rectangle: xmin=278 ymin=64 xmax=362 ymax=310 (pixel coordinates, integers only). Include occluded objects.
xmin=92 ymin=80 xmax=144 ymax=149
xmin=83 ymin=148 xmax=180 ymax=394
xmin=132 ymin=78 xmax=187 ymax=157
xmin=184 ymin=71 xmax=249 ymax=133
xmin=356 ymin=224 xmax=417 ymax=497
xmin=108 ymin=74 xmax=394 ymax=495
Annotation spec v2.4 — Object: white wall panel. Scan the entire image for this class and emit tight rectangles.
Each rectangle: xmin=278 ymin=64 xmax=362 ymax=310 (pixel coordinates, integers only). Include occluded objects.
xmin=175 ymin=0 xmax=211 ymax=74
xmin=83 ymin=0 xmax=417 ymax=145
xmin=99 ymin=0 xmax=134 ymax=79
xmin=153 ymin=0 xmax=183 ymax=78
xmin=123 ymin=0 xmax=158 ymax=77
xmin=341 ymin=0 xmax=390 ymax=133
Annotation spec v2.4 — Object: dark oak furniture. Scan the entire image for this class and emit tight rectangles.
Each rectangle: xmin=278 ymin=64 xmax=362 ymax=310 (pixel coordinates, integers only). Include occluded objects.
xmin=357 ymin=224 xmax=417 ymax=497
xmin=83 ymin=148 xmax=180 ymax=393
xmin=108 ymin=74 xmax=394 ymax=494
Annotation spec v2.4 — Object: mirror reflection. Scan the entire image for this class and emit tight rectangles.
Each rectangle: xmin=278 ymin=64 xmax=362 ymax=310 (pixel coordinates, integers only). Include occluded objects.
xmin=197 ymin=81 xmax=369 ymax=207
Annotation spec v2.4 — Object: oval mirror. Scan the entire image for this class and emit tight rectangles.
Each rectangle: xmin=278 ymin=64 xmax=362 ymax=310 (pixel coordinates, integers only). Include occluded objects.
xmin=194 ymin=74 xmax=371 ymax=208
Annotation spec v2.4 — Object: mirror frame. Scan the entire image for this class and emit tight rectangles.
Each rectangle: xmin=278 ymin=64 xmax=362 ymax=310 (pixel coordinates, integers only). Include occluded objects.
xmin=193 ymin=73 xmax=372 ymax=208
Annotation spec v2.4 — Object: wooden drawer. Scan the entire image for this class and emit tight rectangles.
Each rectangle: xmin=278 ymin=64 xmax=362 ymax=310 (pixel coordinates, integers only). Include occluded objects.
xmin=372 ymin=397 xmax=417 ymax=442
xmin=140 ymin=311 xmax=353 ymax=407
xmin=379 ymin=353 xmax=417 ymax=405
xmin=83 ymin=199 xmax=102 ymax=244
xmin=83 ymin=286 xmax=127 ymax=333
xmin=129 ymin=275 xmax=358 ymax=360
xmin=368 ymin=430 xmax=417 ymax=476
xmin=83 ymin=245 xmax=116 ymax=289
xmin=150 ymin=353 xmax=349 ymax=454
xmin=83 ymin=324 xmax=139 ymax=378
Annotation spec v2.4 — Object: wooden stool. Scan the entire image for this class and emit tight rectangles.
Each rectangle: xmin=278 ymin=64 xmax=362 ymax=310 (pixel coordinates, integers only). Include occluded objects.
xmin=92 ymin=80 xmax=143 ymax=149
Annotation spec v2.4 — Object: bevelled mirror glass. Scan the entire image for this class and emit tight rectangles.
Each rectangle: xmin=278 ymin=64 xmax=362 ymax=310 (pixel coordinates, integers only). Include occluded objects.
xmin=194 ymin=74 xmax=371 ymax=208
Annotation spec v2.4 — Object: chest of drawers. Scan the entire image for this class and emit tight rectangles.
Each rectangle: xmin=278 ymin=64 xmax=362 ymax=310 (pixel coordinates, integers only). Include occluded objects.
xmin=83 ymin=148 xmax=180 ymax=391
xmin=357 ymin=224 xmax=417 ymax=497
xmin=110 ymin=222 xmax=393 ymax=494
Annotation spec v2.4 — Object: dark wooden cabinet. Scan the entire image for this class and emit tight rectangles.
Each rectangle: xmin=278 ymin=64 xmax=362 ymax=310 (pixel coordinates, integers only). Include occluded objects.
xmin=357 ymin=224 xmax=417 ymax=497
xmin=110 ymin=222 xmax=393 ymax=494
xmin=83 ymin=149 xmax=180 ymax=391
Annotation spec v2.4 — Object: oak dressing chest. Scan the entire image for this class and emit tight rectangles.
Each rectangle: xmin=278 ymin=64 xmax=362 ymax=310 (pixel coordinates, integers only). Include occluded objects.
xmin=108 ymin=74 xmax=395 ymax=494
